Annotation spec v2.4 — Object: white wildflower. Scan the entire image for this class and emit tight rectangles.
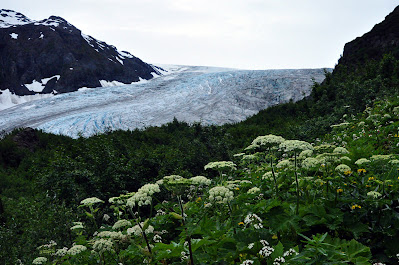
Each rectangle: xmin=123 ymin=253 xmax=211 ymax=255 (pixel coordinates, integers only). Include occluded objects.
xmin=251 ymin=135 xmax=285 ymax=147
xmin=153 ymin=234 xmax=162 ymax=243
xmin=112 ymin=219 xmax=131 ymax=230
xmin=259 ymin=246 xmax=274 ymax=257
xmin=80 ymin=197 xmax=104 ymax=206
xmin=54 ymin=247 xmax=68 ymax=257
xmin=279 ymin=140 xmax=313 ymax=153
xmin=204 ymin=161 xmax=237 ymax=171
xmin=32 ymin=257 xmax=47 ymax=264
xmin=126 ymin=183 xmax=160 ymax=208
xmin=333 ymin=147 xmax=349 ymax=154
xmin=335 ymin=164 xmax=351 ymax=174
xmin=283 ymin=248 xmax=298 ymax=257
xmin=208 ymin=186 xmax=234 ymax=203
xmin=298 ymin=149 xmax=313 ymax=159
xmin=240 ymin=260 xmax=254 ymax=265
xmin=248 ymin=243 xmax=254 ymax=249
xmin=92 ymin=239 xmax=114 ymax=254
xmin=247 ymin=187 xmax=261 ymax=194
xmin=67 ymin=245 xmax=87 ymax=255
xmin=127 ymin=223 xmax=154 ymax=237
xmin=273 ymin=256 xmax=285 ymax=265
xmin=355 ymin=158 xmax=370 ymax=166
xmin=301 ymin=157 xmax=320 ymax=170
xmin=190 ymin=176 xmax=211 ymax=185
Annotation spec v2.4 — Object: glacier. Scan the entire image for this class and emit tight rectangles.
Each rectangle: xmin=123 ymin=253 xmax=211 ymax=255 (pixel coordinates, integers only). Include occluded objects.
xmin=0 ymin=65 xmax=328 ymax=138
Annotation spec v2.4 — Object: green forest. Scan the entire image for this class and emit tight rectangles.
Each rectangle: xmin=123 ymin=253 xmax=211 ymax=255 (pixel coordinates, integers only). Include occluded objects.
xmin=2 ymin=49 xmax=399 ymax=264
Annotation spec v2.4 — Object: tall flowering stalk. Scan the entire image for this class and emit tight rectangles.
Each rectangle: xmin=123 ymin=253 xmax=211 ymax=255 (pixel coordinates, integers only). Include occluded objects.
xmin=279 ymin=140 xmax=313 ymax=215
xmin=204 ymin=161 xmax=237 ymax=183
xmin=250 ymin=135 xmax=285 ymax=196
xmin=80 ymin=197 xmax=104 ymax=230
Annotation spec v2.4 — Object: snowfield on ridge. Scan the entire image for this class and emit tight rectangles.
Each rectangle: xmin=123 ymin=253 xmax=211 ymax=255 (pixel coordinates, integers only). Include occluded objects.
xmin=0 ymin=65 xmax=328 ymax=138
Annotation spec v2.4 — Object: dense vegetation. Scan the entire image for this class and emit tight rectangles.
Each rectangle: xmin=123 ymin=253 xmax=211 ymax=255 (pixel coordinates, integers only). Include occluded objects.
xmin=1 ymin=54 xmax=399 ymax=264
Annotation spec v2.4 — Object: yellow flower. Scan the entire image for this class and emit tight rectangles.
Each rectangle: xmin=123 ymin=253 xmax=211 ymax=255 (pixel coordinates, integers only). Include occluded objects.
xmin=337 ymin=188 xmax=343 ymax=193
xmin=366 ymin=185 xmax=371 ymax=188
xmin=235 ymin=187 xmax=240 ymax=190
xmin=344 ymin=170 xmax=352 ymax=175
xmin=357 ymin=168 xmax=367 ymax=173
xmin=196 ymin=197 xmax=202 ymax=203
xmin=238 ymin=222 xmax=244 ymax=225
xmin=351 ymin=204 xmax=361 ymax=210
xmin=272 ymin=235 xmax=278 ymax=239
xmin=368 ymin=177 xmax=375 ymax=181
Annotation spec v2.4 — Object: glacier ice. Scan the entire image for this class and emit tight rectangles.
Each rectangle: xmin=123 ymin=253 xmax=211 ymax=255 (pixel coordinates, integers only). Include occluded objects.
xmin=0 ymin=65 xmax=328 ymax=138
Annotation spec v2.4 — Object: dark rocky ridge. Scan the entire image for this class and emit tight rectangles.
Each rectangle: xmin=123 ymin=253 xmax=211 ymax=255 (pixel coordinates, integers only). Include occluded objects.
xmin=0 ymin=9 xmax=158 ymax=96
xmin=337 ymin=5 xmax=399 ymax=70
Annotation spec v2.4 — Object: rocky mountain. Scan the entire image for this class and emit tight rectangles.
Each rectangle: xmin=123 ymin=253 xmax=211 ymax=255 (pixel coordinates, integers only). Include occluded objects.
xmin=0 ymin=9 xmax=158 ymax=97
xmin=337 ymin=5 xmax=399 ymax=69
xmin=0 ymin=65 xmax=329 ymax=137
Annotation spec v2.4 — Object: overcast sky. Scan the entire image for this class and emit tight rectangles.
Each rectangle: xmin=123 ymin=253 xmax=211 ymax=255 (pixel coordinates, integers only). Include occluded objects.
xmin=3 ymin=1 xmax=398 ymax=69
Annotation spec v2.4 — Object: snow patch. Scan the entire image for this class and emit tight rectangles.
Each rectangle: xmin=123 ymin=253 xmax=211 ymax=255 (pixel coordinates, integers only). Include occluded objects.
xmin=9 ymin=33 xmax=18 ymax=39
xmin=39 ymin=32 xmax=44 ymax=39
xmin=0 ymin=89 xmax=53 ymax=111
xmin=24 ymin=75 xmax=60 ymax=92
xmin=99 ymin=80 xmax=126 ymax=87
xmin=0 ymin=9 xmax=32 ymax=28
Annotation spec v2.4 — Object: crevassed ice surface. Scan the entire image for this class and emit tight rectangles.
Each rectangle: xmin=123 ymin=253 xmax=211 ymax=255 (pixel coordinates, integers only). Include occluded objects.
xmin=0 ymin=65 xmax=327 ymax=138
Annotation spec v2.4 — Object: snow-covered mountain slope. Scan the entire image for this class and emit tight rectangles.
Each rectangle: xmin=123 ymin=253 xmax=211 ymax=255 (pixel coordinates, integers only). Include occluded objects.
xmin=0 ymin=65 xmax=328 ymax=138
xmin=0 ymin=9 xmax=157 ymax=96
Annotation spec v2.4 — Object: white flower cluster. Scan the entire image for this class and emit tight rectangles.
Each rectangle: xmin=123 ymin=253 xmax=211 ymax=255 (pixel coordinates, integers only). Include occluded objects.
xmin=333 ymin=147 xmax=349 ymax=154
xmin=248 ymin=243 xmax=254 ymax=249
xmin=109 ymin=196 xmax=124 ymax=205
xmin=279 ymin=140 xmax=313 ymax=153
xmin=355 ymin=158 xmax=370 ymax=166
xmin=263 ymin=171 xmax=277 ymax=180
xmin=273 ymin=256 xmax=285 ymax=265
xmin=251 ymin=135 xmax=285 ymax=147
xmin=240 ymin=260 xmax=254 ymax=265
xmin=335 ymin=164 xmax=351 ymax=174
xmin=259 ymin=245 xmax=274 ymax=257
xmin=204 ymin=161 xmax=237 ymax=171
xmin=112 ymin=219 xmax=131 ymax=230
xmin=153 ymin=234 xmax=162 ymax=243
xmin=37 ymin=240 xmax=57 ymax=250
xmin=126 ymin=183 xmax=160 ymax=208
xmin=209 ymin=186 xmax=234 ymax=204
xmin=32 ymin=257 xmax=48 ymax=264
xmin=283 ymin=248 xmax=298 ymax=257
xmin=367 ymin=191 xmax=382 ymax=199
xmin=390 ymin=159 xmax=399 ymax=165
xmin=92 ymin=238 xmax=114 ymax=255
xmin=247 ymin=187 xmax=261 ymax=194
xmin=340 ymin=156 xmax=351 ymax=163
xmin=298 ymin=149 xmax=313 ymax=159
xmin=233 ymin=153 xmax=245 ymax=157
xmin=54 ymin=247 xmax=68 ymax=257
xmin=181 ymin=251 xmax=189 ymax=261
xmin=244 ymin=213 xmax=263 ymax=229
xmin=371 ymin=155 xmax=392 ymax=161
xmin=276 ymin=159 xmax=293 ymax=169
xmin=96 ymin=231 xmax=124 ymax=240
xmin=157 ymin=175 xmax=183 ymax=185
xmin=67 ymin=245 xmax=87 ymax=256
xmin=127 ymin=223 xmax=154 ymax=237
xmin=190 ymin=176 xmax=211 ymax=185
xmin=80 ymin=197 xmax=104 ymax=206
xmin=301 ymin=157 xmax=320 ymax=170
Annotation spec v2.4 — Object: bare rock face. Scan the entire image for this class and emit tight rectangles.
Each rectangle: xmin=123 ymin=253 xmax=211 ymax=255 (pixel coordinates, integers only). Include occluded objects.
xmin=338 ymin=5 xmax=399 ymax=69
xmin=0 ymin=9 xmax=157 ymax=96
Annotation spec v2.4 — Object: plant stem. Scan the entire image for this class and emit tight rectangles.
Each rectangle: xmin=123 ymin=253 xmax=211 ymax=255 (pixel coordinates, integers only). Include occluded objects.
xmin=294 ymin=152 xmax=300 ymax=215
xmin=227 ymin=202 xmax=236 ymax=234
xmin=178 ymin=195 xmax=194 ymax=265
xmin=269 ymin=150 xmax=279 ymax=196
